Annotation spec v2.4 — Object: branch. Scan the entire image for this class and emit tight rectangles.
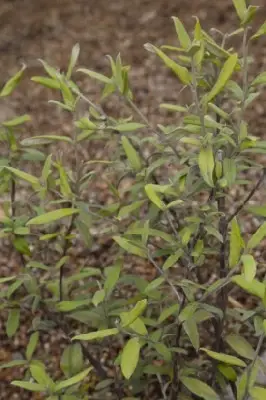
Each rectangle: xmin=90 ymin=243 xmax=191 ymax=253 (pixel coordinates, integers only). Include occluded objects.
xmin=227 ymin=168 xmax=265 ymax=224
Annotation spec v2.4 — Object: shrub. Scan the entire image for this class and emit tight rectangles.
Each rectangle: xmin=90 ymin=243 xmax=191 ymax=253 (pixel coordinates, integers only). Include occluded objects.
xmin=1 ymin=1 xmax=266 ymax=399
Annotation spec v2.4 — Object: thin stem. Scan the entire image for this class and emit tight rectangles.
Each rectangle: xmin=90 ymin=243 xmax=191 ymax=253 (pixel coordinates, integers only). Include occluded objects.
xmin=126 ymin=97 xmax=180 ymax=159
xmin=243 ymin=334 xmax=265 ymax=400
xmin=191 ymin=60 xmax=206 ymax=137
xmin=227 ymin=168 xmax=265 ymax=223
xmin=59 ymin=213 xmax=76 ymax=301
xmin=170 ymin=295 xmax=186 ymax=400
xmin=147 ymin=249 xmax=181 ymax=302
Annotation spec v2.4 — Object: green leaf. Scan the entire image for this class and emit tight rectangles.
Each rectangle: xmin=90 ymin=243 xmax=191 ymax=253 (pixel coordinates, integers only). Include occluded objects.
xmin=158 ymin=304 xmax=179 ymax=323
xmin=225 ymin=334 xmax=255 ymax=360
xmin=146 ymin=44 xmax=191 ymax=84
xmin=217 ymin=364 xmax=237 ymax=382
xmin=160 ymin=103 xmax=187 ymax=112
xmin=145 ymin=184 xmax=166 ymax=210
xmin=250 ymin=387 xmax=266 ymax=400
xmin=183 ymin=318 xmax=200 ymax=350
xmin=118 ymin=200 xmax=145 ymax=220
xmin=241 ymin=254 xmax=257 ymax=282
xmin=72 ymin=328 xmax=119 ymax=341
xmin=113 ymin=236 xmax=147 ymax=258
xmin=231 ymin=275 xmax=265 ymax=299
xmin=11 ymin=381 xmax=46 ymax=392
xmin=172 ymin=17 xmax=191 ymax=49
xmin=162 ymin=249 xmax=183 ymax=270
xmin=120 ymin=299 xmax=147 ymax=327
xmin=242 ymin=6 xmax=259 ymax=25
xmin=0 ymin=360 xmax=27 ymax=369
xmin=60 ymin=343 xmax=84 ymax=378
xmin=6 ymin=309 xmax=20 ymax=338
xmin=208 ymin=103 xmax=229 ymax=121
xmin=247 ymin=222 xmax=266 ymax=249
xmin=66 ymin=43 xmax=80 ymax=79
xmin=121 ymin=136 xmax=142 ymax=171
xmin=128 ymin=318 xmax=148 ymax=335
xmin=251 ymin=21 xmax=266 ymax=40
xmin=26 ymin=208 xmax=79 ymax=226
xmin=30 ymin=361 xmax=54 ymax=388
xmin=5 ymin=167 xmax=39 ymax=186
xmin=57 ymin=299 xmax=91 ymax=312
xmin=206 ymin=53 xmax=238 ymax=103
xmin=247 ymin=205 xmax=266 ymax=217
xmin=200 ymin=348 xmax=246 ymax=367
xmin=232 ymin=0 xmax=247 ymax=21
xmin=198 ymin=145 xmax=214 ymax=187
xmin=21 ymin=135 xmax=72 ymax=146
xmin=55 ymin=367 xmax=92 ymax=392
xmin=31 ymin=76 xmax=60 ymax=89
xmin=77 ymin=68 xmax=111 ymax=83
xmin=92 ymin=289 xmax=106 ymax=306
xmin=229 ymin=217 xmax=244 ymax=268
xmin=154 ymin=342 xmax=172 ymax=361
xmin=2 ymin=114 xmax=31 ymax=127
xmin=104 ymin=265 xmax=121 ymax=294
xmin=223 ymin=158 xmax=237 ymax=187
xmin=121 ymin=337 xmax=140 ymax=379
xmin=0 ymin=65 xmax=26 ymax=97
xmin=26 ymin=332 xmax=39 ymax=361
xmin=180 ymin=377 xmax=219 ymax=400
xmin=251 ymin=72 xmax=266 ymax=86
xmin=144 ymin=277 xmax=165 ymax=294
xmin=0 ymin=276 xmax=16 ymax=284
xmin=115 ymin=122 xmax=146 ymax=132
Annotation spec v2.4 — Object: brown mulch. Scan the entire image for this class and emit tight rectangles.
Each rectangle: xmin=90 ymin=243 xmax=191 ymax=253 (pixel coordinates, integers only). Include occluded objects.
xmin=1 ymin=0 xmax=266 ymax=399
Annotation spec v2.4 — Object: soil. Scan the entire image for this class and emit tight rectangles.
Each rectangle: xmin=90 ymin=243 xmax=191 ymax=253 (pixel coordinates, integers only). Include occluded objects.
xmin=1 ymin=0 xmax=266 ymax=399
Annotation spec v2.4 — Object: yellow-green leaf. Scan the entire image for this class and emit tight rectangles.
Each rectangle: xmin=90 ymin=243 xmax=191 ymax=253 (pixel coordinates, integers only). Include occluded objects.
xmin=225 ymin=334 xmax=255 ymax=360
xmin=149 ymin=44 xmax=191 ymax=84
xmin=120 ymin=299 xmax=147 ymax=327
xmin=181 ymin=377 xmax=219 ymax=400
xmin=145 ymin=184 xmax=166 ymax=210
xmin=77 ymin=68 xmax=111 ymax=83
xmin=200 ymin=348 xmax=246 ymax=367
xmin=247 ymin=222 xmax=266 ymax=249
xmin=31 ymin=76 xmax=60 ymax=89
xmin=11 ymin=381 xmax=46 ymax=392
xmin=172 ymin=17 xmax=191 ymax=49
xmin=206 ymin=53 xmax=238 ymax=103
xmin=5 ymin=167 xmax=39 ymax=186
xmin=2 ymin=114 xmax=30 ymax=127
xmin=26 ymin=208 xmax=79 ymax=226
xmin=121 ymin=136 xmax=142 ymax=171
xmin=55 ymin=367 xmax=92 ymax=392
xmin=72 ymin=328 xmax=119 ymax=341
xmin=229 ymin=217 xmax=244 ymax=268
xmin=231 ymin=275 xmax=265 ymax=299
xmin=232 ymin=0 xmax=247 ymax=21
xmin=252 ymin=21 xmax=266 ymax=40
xmin=198 ymin=145 xmax=214 ymax=187
xmin=0 ymin=65 xmax=26 ymax=97
xmin=121 ymin=338 xmax=140 ymax=379
xmin=241 ymin=254 xmax=257 ymax=282
xmin=250 ymin=387 xmax=266 ymax=400
xmin=113 ymin=236 xmax=147 ymax=258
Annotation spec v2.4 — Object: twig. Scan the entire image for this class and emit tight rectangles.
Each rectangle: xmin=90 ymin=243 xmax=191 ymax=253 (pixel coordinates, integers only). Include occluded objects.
xmin=147 ymin=249 xmax=181 ymax=302
xmin=227 ymin=168 xmax=266 ymax=224
xmin=243 ymin=333 xmax=265 ymax=400
xmin=170 ymin=295 xmax=186 ymax=400
xmin=59 ymin=213 xmax=76 ymax=301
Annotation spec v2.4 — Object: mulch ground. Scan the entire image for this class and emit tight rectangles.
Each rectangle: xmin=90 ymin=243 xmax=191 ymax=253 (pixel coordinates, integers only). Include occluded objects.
xmin=1 ymin=0 xmax=266 ymax=398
